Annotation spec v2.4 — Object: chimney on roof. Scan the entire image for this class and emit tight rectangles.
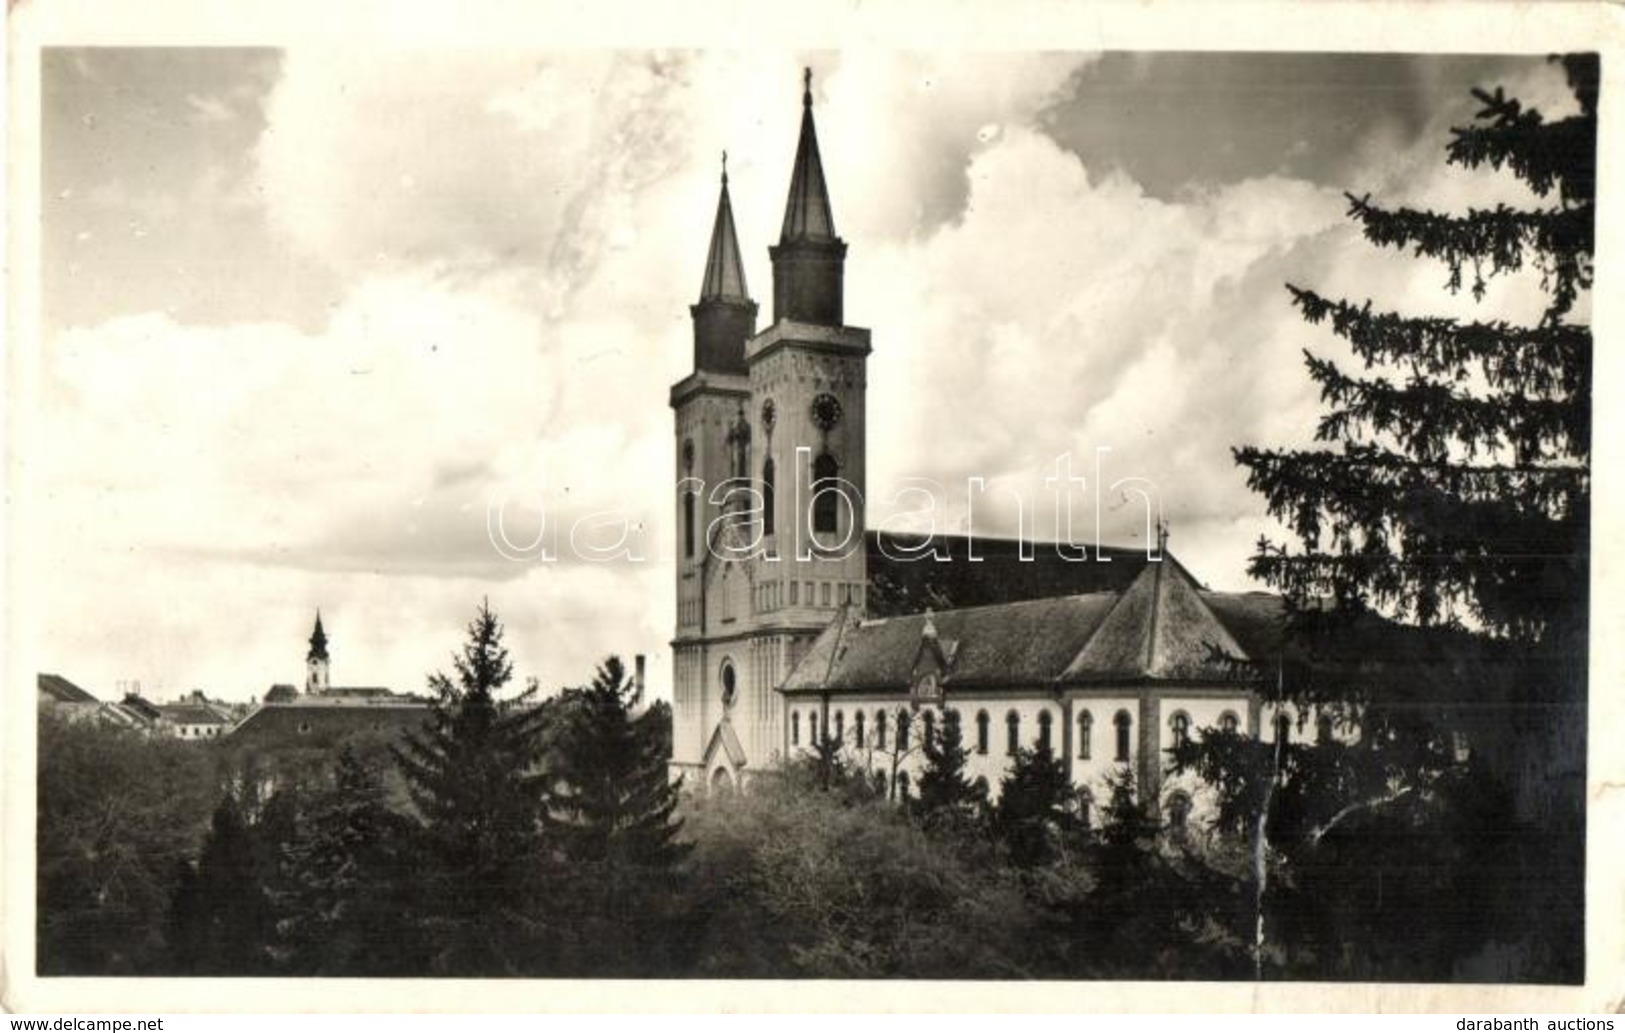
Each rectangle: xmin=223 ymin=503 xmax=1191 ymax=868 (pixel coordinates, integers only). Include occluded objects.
xmin=633 ymin=654 xmax=647 ymax=705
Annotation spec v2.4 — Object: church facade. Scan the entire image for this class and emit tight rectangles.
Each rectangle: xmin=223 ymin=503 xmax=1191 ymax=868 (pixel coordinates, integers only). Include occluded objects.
xmin=669 ymin=73 xmax=1288 ymax=821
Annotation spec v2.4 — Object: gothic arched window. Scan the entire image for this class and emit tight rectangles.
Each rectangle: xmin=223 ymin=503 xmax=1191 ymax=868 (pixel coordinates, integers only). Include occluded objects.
xmin=833 ymin=710 xmax=845 ymax=745
xmin=1170 ymin=710 xmax=1191 ymax=747
xmin=808 ymin=711 xmax=820 ymax=745
xmin=1037 ymin=710 xmax=1053 ymax=753
xmin=762 ymin=457 xmax=776 ymax=537
xmin=1006 ymin=711 xmax=1020 ymax=756
xmin=922 ymin=709 xmax=936 ymax=748
xmin=875 ymin=710 xmax=888 ymax=750
xmin=1078 ymin=710 xmax=1093 ymax=760
xmin=1114 ymin=709 xmax=1133 ymax=762
xmin=897 ymin=710 xmax=911 ymax=751
xmin=975 ymin=710 xmax=990 ymax=755
xmin=854 ymin=709 xmax=866 ymax=749
xmin=812 ymin=452 xmax=840 ymax=536
xmin=683 ymin=490 xmax=696 ymax=559
xmin=791 ymin=711 xmax=800 ymax=746
xmin=1165 ymin=790 xmax=1192 ymax=831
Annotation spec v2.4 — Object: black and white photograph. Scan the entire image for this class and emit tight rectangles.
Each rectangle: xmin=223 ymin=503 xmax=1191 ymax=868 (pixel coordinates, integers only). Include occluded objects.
xmin=5 ymin=0 xmax=1620 ymax=1012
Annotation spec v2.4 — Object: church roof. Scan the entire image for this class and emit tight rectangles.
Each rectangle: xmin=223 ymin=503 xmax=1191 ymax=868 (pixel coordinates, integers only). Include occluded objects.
xmin=779 ymin=69 xmax=837 ymax=243
xmin=699 ymin=158 xmax=751 ymax=304
xmin=864 ymin=531 xmax=1176 ymax=617
xmin=783 ymin=556 xmax=1284 ymax=695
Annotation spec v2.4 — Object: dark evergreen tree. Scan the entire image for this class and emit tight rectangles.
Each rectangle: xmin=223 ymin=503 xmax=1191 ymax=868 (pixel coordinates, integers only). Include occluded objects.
xmin=1207 ymin=54 xmax=1595 ymax=981
xmin=277 ymin=747 xmax=418 ymax=975
xmin=994 ymin=745 xmax=1073 ymax=868
xmin=165 ymin=789 xmax=282 ymax=975
xmin=915 ymin=708 xmax=986 ymax=829
xmin=391 ymin=600 xmax=549 ymax=975
xmin=543 ymin=656 xmax=689 ymax=974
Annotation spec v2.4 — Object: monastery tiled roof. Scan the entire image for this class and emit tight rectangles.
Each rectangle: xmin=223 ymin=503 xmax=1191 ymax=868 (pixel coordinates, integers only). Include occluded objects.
xmin=864 ymin=531 xmax=1176 ymax=618
xmin=784 ymin=554 xmax=1284 ymax=695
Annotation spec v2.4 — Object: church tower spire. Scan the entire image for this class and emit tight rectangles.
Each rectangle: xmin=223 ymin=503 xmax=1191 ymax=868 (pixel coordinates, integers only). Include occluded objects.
xmin=770 ymin=68 xmax=847 ymax=326
xmin=690 ymin=152 xmax=758 ymax=375
xmin=306 ymin=610 xmax=330 ymax=694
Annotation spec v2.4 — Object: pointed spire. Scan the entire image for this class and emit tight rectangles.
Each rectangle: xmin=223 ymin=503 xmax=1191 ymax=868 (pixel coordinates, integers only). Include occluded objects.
xmin=780 ymin=67 xmax=836 ymax=243
xmin=699 ymin=151 xmax=750 ymax=303
xmin=307 ymin=610 xmax=329 ymax=662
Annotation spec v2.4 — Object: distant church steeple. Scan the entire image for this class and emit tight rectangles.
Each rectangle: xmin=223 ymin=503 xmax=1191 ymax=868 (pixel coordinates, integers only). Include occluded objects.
xmin=770 ymin=68 xmax=847 ymax=326
xmin=305 ymin=611 xmax=330 ymax=694
xmin=690 ymin=152 xmax=758 ymax=375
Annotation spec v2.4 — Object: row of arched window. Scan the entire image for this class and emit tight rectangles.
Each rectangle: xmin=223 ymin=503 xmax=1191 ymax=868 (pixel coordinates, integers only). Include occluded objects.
xmin=792 ymin=705 xmax=1258 ymax=758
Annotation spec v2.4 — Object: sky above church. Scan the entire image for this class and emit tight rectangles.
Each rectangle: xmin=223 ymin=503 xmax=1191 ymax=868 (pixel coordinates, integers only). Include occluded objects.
xmin=32 ymin=47 xmax=1580 ymax=701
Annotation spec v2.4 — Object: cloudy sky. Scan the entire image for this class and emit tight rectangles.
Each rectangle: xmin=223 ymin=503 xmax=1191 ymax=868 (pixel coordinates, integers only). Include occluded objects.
xmin=32 ymin=48 xmax=1580 ymax=701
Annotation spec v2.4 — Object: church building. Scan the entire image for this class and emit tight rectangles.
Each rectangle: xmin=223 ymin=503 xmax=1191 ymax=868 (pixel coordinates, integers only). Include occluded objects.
xmin=669 ymin=72 xmax=1288 ymax=822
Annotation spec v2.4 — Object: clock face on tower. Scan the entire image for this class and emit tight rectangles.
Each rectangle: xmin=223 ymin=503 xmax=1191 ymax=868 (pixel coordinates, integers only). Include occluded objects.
xmin=810 ymin=393 xmax=843 ymax=432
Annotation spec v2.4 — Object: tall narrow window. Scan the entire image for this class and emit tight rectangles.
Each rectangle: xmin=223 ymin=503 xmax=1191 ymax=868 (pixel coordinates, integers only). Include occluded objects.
xmin=1078 ymin=710 xmax=1093 ymax=760
xmin=762 ymin=457 xmax=776 ymax=537
xmin=791 ymin=711 xmax=800 ymax=746
xmin=1170 ymin=710 xmax=1191 ymax=747
xmin=897 ymin=711 xmax=911 ymax=751
xmin=1275 ymin=713 xmax=1292 ymax=745
xmin=976 ymin=710 xmax=990 ymax=755
xmin=1037 ymin=710 xmax=1053 ymax=753
xmin=1316 ymin=713 xmax=1334 ymax=744
xmin=854 ymin=709 xmax=866 ymax=749
xmin=1114 ymin=710 xmax=1132 ymax=762
xmin=1006 ymin=711 xmax=1020 ymax=756
xmin=833 ymin=710 xmax=845 ymax=744
xmin=809 ymin=711 xmax=819 ymax=745
xmin=876 ymin=710 xmax=888 ymax=750
xmin=1219 ymin=710 xmax=1240 ymax=734
xmin=1165 ymin=790 xmax=1192 ymax=831
xmin=922 ymin=709 xmax=936 ymax=748
xmin=683 ymin=491 xmax=696 ymax=559
xmin=812 ymin=453 xmax=839 ymax=536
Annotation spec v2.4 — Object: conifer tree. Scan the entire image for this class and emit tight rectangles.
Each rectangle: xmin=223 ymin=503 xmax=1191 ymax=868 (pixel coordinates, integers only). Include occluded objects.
xmin=165 ymin=789 xmax=282 ymax=974
xmin=391 ymin=600 xmax=548 ymax=975
xmin=995 ymin=745 xmax=1073 ymax=867
xmin=1210 ymin=54 xmax=1595 ymax=980
xmin=543 ymin=655 xmax=689 ymax=974
xmin=278 ymin=747 xmax=417 ymax=975
xmin=916 ymin=708 xmax=986 ymax=827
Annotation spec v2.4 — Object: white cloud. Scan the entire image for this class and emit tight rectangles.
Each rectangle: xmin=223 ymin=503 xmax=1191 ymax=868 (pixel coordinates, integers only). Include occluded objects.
xmin=32 ymin=51 xmax=1581 ymax=700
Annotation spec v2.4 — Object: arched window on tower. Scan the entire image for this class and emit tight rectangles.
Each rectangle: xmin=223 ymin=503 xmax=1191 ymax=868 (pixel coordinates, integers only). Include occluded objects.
xmin=1078 ymin=710 xmax=1094 ymax=760
xmin=1037 ymin=710 xmax=1053 ymax=753
xmin=1114 ymin=709 xmax=1133 ymax=762
xmin=975 ymin=710 xmax=990 ymax=755
xmin=1006 ymin=711 xmax=1020 ymax=756
xmin=812 ymin=452 xmax=840 ymax=536
xmin=762 ymin=457 xmax=776 ymax=537
xmin=683 ymin=490 xmax=696 ymax=559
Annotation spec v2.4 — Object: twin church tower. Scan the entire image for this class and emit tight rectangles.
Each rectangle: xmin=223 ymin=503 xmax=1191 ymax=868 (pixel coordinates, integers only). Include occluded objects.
xmin=669 ymin=70 xmax=870 ymax=786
